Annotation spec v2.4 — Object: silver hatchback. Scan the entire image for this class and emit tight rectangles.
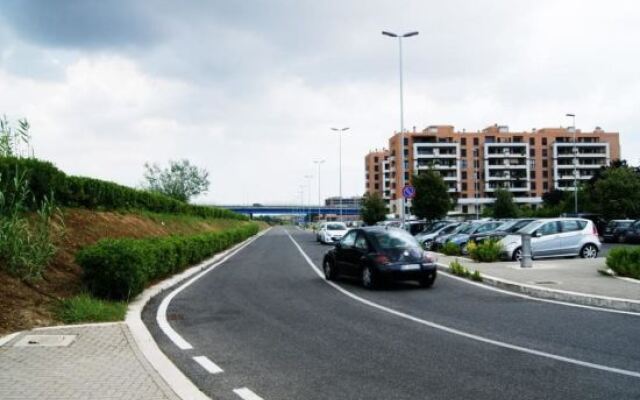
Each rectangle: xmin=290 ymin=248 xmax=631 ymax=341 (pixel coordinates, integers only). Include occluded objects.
xmin=499 ymin=218 xmax=601 ymax=261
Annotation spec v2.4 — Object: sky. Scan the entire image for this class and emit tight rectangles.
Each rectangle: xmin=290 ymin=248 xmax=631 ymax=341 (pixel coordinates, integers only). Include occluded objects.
xmin=1 ymin=0 xmax=639 ymax=205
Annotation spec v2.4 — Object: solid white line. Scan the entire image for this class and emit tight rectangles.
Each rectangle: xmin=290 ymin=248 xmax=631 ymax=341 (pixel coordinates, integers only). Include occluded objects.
xmin=437 ymin=267 xmax=640 ymax=317
xmin=157 ymin=230 xmax=269 ymax=350
xmin=0 ymin=331 xmax=21 ymax=347
xmin=286 ymin=231 xmax=640 ymax=379
xmin=233 ymin=387 xmax=264 ymax=400
xmin=193 ymin=356 xmax=224 ymax=374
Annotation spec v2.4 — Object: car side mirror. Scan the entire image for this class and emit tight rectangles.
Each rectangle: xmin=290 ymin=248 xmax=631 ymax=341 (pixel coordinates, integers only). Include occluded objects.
xmin=533 ymin=231 xmax=542 ymax=238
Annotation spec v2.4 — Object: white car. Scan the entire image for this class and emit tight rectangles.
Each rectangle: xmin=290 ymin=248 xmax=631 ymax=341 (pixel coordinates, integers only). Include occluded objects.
xmin=317 ymin=222 xmax=349 ymax=244
xmin=499 ymin=218 xmax=601 ymax=261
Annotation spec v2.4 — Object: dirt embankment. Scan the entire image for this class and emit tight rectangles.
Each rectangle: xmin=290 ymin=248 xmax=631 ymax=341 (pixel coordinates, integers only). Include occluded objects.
xmin=0 ymin=209 xmax=250 ymax=334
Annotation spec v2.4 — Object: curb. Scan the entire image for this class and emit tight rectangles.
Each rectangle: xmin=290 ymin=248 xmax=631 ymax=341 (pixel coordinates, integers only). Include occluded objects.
xmin=436 ymin=262 xmax=640 ymax=313
xmin=125 ymin=227 xmax=271 ymax=400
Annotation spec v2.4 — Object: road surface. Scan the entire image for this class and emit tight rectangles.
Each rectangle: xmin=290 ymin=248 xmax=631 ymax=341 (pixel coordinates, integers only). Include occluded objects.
xmin=143 ymin=227 xmax=640 ymax=400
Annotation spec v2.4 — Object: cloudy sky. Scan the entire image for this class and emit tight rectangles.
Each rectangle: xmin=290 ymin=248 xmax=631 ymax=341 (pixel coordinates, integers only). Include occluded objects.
xmin=1 ymin=0 xmax=639 ymax=205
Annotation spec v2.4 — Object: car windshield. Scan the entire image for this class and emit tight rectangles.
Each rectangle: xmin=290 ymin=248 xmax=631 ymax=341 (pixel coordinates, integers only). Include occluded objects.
xmin=475 ymin=223 xmax=499 ymax=234
xmin=609 ymin=221 xmax=632 ymax=228
xmin=456 ymin=223 xmax=479 ymax=234
xmin=327 ymin=223 xmax=346 ymax=231
xmin=371 ymin=229 xmax=420 ymax=249
xmin=498 ymin=219 xmax=534 ymax=233
xmin=518 ymin=220 xmax=545 ymax=234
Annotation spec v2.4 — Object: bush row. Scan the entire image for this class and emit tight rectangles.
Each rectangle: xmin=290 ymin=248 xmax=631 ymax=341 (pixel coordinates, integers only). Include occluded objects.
xmin=606 ymin=247 xmax=640 ymax=280
xmin=466 ymin=240 xmax=503 ymax=262
xmin=0 ymin=157 xmax=245 ymax=220
xmin=76 ymin=223 xmax=260 ymax=300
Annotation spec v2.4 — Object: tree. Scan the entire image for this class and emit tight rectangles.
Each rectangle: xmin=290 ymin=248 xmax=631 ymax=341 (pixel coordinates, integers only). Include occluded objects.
xmin=143 ymin=159 xmax=210 ymax=202
xmin=491 ymin=188 xmax=519 ymax=218
xmin=587 ymin=165 xmax=640 ymax=219
xmin=411 ymin=170 xmax=454 ymax=221
xmin=542 ymin=189 xmax=564 ymax=207
xmin=360 ymin=192 xmax=387 ymax=226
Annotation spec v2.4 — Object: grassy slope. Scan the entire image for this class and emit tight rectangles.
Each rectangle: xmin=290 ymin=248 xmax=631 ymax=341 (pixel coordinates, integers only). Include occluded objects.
xmin=0 ymin=208 xmax=261 ymax=334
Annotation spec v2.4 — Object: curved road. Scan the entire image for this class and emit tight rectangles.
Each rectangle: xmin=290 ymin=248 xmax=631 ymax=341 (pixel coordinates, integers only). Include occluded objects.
xmin=143 ymin=227 xmax=640 ymax=399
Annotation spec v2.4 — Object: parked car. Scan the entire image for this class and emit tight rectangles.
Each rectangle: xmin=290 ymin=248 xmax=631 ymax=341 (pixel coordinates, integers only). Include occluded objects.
xmin=499 ymin=218 xmax=601 ymax=261
xmin=317 ymin=222 xmax=349 ymax=244
xmin=562 ymin=213 xmax=607 ymax=236
xmin=447 ymin=221 xmax=503 ymax=252
xmin=401 ymin=220 xmax=428 ymax=235
xmin=469 ymin=219 xmax=536 ymax=244
xmin=376 ymin=220 xmax=403 ymax=228
xmin=416 ymin=222 xmax=461 ymax=250
xmin=623 ymin=220 xmax=640 ymax=243
xmin=432 ymin=221 xmax=478 ymax=250
xmin=322 ymin=227 xmax=438 ymax=289
xmin=602 ymin=219 xmax=634 ymax=243
xmin=417 ymin=220 xmax=454 ymax=236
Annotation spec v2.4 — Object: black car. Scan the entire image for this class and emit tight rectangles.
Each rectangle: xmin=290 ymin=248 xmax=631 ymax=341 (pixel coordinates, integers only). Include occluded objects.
xmin=322 ymin=227 xmax=437 ymax=289
xmin=602 ymin=219 xmax=634 ymax=243
xmin=623 ymin=220 xmax=640 ymax=244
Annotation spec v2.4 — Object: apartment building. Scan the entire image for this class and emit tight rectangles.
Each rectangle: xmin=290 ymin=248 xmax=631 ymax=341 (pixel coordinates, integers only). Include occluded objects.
xmin=364 ymin=124 xmax=620 ymax=217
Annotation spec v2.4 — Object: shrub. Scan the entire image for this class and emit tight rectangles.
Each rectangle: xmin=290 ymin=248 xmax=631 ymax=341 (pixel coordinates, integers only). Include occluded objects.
xmin=449 ymin=259 xmax=482 ymax=281
xmin=0 ymin=157 xmax=246 ymax=220
xmin=606 ymin=247 xmax=640 ymax=280
xmin=441 ymin=241 xmax=462 ymax=256
xmin=467 ymin=240 xmax=503 ymax=263
xmin=55 ymin=294 xmax=127 ymax=323
xmin=76 ymin=222 xmax=260 ymax=300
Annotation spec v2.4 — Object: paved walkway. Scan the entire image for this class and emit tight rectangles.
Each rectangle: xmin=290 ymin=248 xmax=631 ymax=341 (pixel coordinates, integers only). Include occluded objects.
xmin=436 ymin=254 xmax=640 ymax=306
xmin=0 ymin=323 xmax=179 ymax=400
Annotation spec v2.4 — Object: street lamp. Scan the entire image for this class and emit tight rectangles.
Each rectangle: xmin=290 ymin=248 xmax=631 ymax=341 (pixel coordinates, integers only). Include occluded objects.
xmin=304 ymin=174 xmax=314 ymax=221
xmin=313 ymin=160 xmax=325 ymax=221
xmin=331 ymin=127 xmax=350 ymax=221
xmin=298 ymin=185 xmax=305 ymax=225
xmin=566 ymin=113 xmax=578 ymax=214
xmin=382 ymin=30 xmax=419 ymax=223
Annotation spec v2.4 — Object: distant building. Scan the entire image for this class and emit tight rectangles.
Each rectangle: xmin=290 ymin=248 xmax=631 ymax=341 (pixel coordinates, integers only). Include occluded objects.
xmin=325 ymin=196 xmax=363 ymax=209
xmin=365 ymin=124 xmax=621 ymax=217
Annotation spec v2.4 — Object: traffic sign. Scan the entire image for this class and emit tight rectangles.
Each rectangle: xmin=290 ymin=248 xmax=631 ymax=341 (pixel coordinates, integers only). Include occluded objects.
xmin=402 ymin=185 xmax=416 ymax=199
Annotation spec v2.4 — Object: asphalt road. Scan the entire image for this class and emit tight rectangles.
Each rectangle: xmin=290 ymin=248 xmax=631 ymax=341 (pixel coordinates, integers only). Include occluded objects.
xmin=143 ymin=227 xmax=640 ymax=400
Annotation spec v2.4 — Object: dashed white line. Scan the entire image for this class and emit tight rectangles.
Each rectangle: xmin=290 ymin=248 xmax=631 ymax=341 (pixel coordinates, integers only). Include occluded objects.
xmin=233 ymin=387 xmax=264 ymax=400
xmin=193 ymin=356 xmax=224 ymax=374
xmin=286 ymin=231 xmax=640 ymax=379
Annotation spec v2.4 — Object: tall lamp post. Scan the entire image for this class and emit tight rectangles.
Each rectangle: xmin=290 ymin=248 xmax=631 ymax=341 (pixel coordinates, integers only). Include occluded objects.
xmin=304 ymin=174 xmax=314 ymax=221
xmin=382 ymin=30 xmax=419 ymax=223
xmin=313 ymin=160 xmax=325 ymax=221
xmin=566 ymin=113 xmax=578 ymax=214
xmin=331 ymin=127 xmax=349 ymax=221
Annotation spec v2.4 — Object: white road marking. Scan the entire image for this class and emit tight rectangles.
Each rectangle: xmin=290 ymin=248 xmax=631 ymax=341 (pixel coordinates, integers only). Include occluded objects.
xmin=193 ymin=356 xmax=224 ymax=374
xmin=437 ymin=267 xmax=640 ymax=317
xmin=286 ymin=231 xmax=640 ymax=379
xmin=0 ymin=331 xmax=21 ymax=347
xmin=233 ymin=387 xmax=264 ymax=400
xmin=157 ymin=230 xmax=268 ymax=350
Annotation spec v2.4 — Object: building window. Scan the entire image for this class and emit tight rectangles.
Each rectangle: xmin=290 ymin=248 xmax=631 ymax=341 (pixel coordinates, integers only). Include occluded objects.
xmin=461 ymin=159 xmax=467 ymax=168
xmin=374 ymin=157 xmax=378 ymax=163
xmin=404 ymin=138 xmax=409 ymax=145
xmin=473 ymin=138 xmax=479 ymax=146
xmin=530 ymin=170 xmax=535 ymax=179
xmin=461 ymin=149 xmax=467 ymax=157
xmin=529 ymin=149 xmax=536 ymax=157
xmin=462 ymin=182 xmax=467 ymax=191
xmin=462 ymin=205 xmax=468 ymax=213
xmin=461 ymin=138 xmax=467 ymax=145
xmin=374 ymin=183 xmax=379 ymax=190
xmin=542 ymin=149 xmax=548 ymax=157
xmin=529 ymin=138 xmax=535 ymax=145
xmin=374 ymin=174 xmax=379 ymax=180
xmin=474 ymin=160 xmax=480 ymax=168
xmin=542 ymin=138 xmax=547 ymax=146
xmin=543 ymin=170 xmax=548 ymax=178
xmin=531 ymin=182 xmax=536 ymax=190
xmin=529 ymin=159 xmax=535 ymax=169
xmin=374 ymin=165 xmax=379 ymax=172
xmin=542 ymin=160 xmax=548 ymax=168
xmin=462 ymin=171 xmax=467 ymax=180
xmin=543 ymin=182 xmax=548 ymax=190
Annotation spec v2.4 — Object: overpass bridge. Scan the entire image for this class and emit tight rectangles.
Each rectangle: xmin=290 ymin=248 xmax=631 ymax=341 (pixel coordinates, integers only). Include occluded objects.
xmin=217 ymin=204 xmax=360 ymax=217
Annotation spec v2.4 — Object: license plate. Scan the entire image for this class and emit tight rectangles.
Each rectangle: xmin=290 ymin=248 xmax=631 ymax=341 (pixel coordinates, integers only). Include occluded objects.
xmin=401 ymin=264 xmax=421 ymax=271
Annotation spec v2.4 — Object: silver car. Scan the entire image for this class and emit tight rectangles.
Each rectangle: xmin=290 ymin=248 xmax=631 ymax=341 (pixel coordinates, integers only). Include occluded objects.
xmin=499 ymin=218 xmax=601 ymax=261
xmin=416 ymin=222 xmax=461 ymax=250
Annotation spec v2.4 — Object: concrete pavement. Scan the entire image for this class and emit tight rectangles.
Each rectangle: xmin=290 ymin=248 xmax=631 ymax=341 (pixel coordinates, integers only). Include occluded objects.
xmin=435 ymin=254 xmax=640 ymax=311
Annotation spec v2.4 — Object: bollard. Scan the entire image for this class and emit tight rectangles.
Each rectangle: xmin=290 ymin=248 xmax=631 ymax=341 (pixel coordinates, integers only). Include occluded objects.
xmin=520 ymin=233 xmax=533 ymax=268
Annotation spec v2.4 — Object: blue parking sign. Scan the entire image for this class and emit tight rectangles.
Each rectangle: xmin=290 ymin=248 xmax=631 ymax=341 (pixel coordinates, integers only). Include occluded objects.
xmin=403 ymin=185 xmax=416 ymax=199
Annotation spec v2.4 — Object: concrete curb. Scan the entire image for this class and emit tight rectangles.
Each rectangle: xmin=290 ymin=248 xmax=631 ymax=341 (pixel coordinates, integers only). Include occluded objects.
xmin=125 ymin=227 xmax=272 ymax=400
xmin=436 ymin=262 xmax=640 ymax=313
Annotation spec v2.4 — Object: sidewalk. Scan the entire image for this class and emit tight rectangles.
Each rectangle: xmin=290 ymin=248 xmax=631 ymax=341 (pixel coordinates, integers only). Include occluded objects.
xmin=436 ymin=254 xmax=640 ymax=312
xmin=0 ymin=323 xmax=179 ymax=400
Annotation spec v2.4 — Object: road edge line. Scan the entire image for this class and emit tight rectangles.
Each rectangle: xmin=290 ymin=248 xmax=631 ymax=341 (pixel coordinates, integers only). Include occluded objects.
xmin=286 ymin=231 xmax=640 ymax=379
xmin=125 ymin=227 xmax=271 ymax=400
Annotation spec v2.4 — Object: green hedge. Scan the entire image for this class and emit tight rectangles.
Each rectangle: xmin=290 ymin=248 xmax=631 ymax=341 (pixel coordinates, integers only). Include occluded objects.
xmin=606 ymin=247 xmax=640 ymax=280
xmin=0 ymin=157 xmax=245 ymax=220
xmin=441 ymin=241 xmax=462 ymax=256
xmin=466 ymin=240 xmax=503 ymax=262
xmin=76 ymin=223 xmax=260 ymax=300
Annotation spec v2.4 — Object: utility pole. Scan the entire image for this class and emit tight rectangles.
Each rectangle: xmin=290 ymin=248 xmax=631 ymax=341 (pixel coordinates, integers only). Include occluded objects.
xmin=331 ymin=127 xmax=349 ymax=221
xmin=566 ymin=113 xmax=578 ymax=214
xmin=313 ymin=160 xmax=325 ymax=221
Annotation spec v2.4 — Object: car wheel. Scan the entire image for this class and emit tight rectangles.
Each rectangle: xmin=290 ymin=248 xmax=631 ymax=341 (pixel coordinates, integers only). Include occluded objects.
xmin=512 ymin=247 xmax=523 ymax=262
xmin=361 ymin=265 xmax=378 ymax=289
xmin=419 ymin=270 xmax=437 ymax=288
xmin=580 ymin=244 xmax=598 ymax=259
xmin=323 ymin=258 xmax=338 ymax=280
